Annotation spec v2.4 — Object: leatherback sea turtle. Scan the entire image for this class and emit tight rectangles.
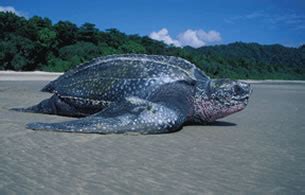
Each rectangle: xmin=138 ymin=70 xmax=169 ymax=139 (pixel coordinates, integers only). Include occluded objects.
xmin=13 ymin=54 xmax=252 ymax=134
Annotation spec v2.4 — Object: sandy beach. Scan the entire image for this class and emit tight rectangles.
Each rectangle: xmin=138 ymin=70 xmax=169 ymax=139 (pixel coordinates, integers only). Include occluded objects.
xmin=1 ymin=73 xmax=305 ymax=194
xmin=0 ymin=71 xmax=63 ymax=81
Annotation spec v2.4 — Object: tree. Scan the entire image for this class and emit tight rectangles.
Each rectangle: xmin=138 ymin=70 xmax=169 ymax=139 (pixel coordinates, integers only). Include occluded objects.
xmin=37 ymin=28 xmax=57 ymax=48
xmin=0 ymin=34 xmax=36 ymax=70
xmin=28 ymin=16 xmax=52 ymax=29
xmin=140 ymin=36 xmax=167 ymax=54
xmin=0 ymin=12 xmax=26 ymax=38
xmin=78 ymin=23 xmax=99 ymax=44
xmin=59 ymin=42 xmax=99 ymax=62
xmin=118 ymin=40 xmax=146 ymax=53
xmin=54 ymin=21 xmax=78 ymax=46
xmin=43 ymin=57 xmax=72 ymax=72
xmin=104 ymin=28 xmax=127 ymax=48
xmin=98 ymin=43 xmax=119 ymax=56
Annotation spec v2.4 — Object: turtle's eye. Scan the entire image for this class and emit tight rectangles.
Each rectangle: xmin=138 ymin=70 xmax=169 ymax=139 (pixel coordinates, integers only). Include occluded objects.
xmin=233 ymin=85 xmax=242 ymax=94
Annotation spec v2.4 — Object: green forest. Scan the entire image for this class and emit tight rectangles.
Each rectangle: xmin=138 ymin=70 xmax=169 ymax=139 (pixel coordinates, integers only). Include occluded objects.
xmin=1 ymin=12 xmax=304 ymax=79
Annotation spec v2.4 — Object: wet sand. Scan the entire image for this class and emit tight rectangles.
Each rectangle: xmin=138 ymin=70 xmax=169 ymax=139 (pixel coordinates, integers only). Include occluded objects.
xmin=0 ymin=80 xmax=305 ymax=194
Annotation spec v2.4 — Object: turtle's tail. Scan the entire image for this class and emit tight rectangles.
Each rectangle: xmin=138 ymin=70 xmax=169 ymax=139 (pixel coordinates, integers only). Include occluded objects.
xmin=10 ymin=107 xmax=35 ymax=112
xmin=10 ymin=97 xmax=55 ymax=114
xmin=10 ymin=95 xmax=84 ymax=117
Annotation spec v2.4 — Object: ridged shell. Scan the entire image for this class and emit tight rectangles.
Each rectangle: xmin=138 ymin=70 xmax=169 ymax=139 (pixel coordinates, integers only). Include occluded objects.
xmin=42 ymin=54 xmax=208 ymax=102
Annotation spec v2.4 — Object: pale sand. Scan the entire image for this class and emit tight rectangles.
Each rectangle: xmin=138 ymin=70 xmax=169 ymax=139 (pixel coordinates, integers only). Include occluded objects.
xmin=0 ymin=78 xmax=305 ymax=193
xmin=0 ymin=71 xmax=62 ymax=81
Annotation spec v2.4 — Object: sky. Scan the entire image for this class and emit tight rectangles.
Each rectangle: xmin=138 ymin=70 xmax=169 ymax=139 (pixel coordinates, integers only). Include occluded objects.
xmin=1 ymin=0 xmax=305 ymax=48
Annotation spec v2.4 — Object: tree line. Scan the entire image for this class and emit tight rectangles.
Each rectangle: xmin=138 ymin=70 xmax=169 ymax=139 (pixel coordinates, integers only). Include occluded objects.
xmin=1 ymin=12 xmax=304 ymax=79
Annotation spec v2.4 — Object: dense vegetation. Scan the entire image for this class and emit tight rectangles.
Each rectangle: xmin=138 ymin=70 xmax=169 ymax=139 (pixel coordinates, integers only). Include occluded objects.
xmin=1 ymin=12 xmax=304 ymax=79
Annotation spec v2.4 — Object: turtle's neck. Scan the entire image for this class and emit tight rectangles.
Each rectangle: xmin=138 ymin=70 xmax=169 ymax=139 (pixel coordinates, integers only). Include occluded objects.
xmin=192 ymin=85 xmax=212 ymax=123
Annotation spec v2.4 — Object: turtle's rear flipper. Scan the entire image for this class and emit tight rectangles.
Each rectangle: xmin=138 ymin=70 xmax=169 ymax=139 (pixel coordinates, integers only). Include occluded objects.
xmin=11 ymin=95 xmax=82 ymax=117
xmin=26 ymin=97 xmax=185 ymax=134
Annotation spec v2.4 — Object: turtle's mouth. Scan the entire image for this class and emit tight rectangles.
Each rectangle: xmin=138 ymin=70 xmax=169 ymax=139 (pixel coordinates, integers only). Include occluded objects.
xmin=232 ymin=83 xmax=253 ymax=105
xmin=232 ymin=94 xmax=250 ymax=101
xmin=233 ymin=92 xmax=251 ymax=105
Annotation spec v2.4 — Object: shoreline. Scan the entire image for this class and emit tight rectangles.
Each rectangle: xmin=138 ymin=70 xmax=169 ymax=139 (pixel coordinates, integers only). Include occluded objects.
xmin=1 ymin=70 xmax=305 ymax=84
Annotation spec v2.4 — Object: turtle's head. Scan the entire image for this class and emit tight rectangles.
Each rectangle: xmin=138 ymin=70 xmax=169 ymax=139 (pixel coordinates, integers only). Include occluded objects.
xmin=193 ymin=79 xmax=252 ymax=122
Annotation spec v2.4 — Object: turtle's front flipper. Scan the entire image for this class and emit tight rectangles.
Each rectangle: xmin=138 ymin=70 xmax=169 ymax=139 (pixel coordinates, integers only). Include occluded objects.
xmin=27 ymin=97 xmax=185 ymax=134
